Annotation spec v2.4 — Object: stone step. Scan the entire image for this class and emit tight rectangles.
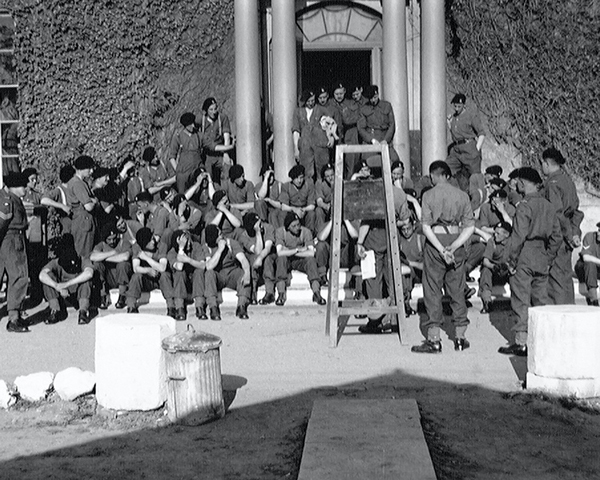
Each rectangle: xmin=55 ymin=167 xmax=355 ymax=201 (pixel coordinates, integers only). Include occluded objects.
xmin=297 ymin=399 xmax=437 ymax=480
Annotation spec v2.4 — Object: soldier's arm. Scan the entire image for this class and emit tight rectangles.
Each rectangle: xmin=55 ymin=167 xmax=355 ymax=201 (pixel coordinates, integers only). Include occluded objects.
xmin=61 ymin=266 xmax=94 ymax=289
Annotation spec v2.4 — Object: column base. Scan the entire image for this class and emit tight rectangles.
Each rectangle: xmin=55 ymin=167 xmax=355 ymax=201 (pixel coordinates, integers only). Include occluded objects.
xmin=526 ymin=372 xmax=600 ymax=398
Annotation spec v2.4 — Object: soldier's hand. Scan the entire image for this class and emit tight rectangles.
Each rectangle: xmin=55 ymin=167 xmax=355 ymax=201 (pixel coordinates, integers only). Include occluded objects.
xmin=242 ymin=272 xmax=251 ymax=286
xmin=357 ymin=244 xmax=367 ymax=259
xmin=442 ymin=248 xmax=455 ymax=265
xmin=148 ymin=269 xmax=159 ymax=278
xmin=571 ymin=235 xmax=582 ymax=248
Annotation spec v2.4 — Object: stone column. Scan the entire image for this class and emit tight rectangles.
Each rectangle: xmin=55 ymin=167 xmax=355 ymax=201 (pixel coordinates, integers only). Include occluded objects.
xmin=234 ymin=0 xmax=262 ymax=183
xmin=271 ymin=0 xmax=297 ymax=182
xmin=420 ymin=0 xmax=446 ymax=175
xmin=382 ymin=0 xmax=411 ymax=177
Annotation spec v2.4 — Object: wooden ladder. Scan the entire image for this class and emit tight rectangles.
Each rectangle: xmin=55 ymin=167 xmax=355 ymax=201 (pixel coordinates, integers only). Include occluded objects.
xmin=325 ymin=144 xmax=407 ymax=347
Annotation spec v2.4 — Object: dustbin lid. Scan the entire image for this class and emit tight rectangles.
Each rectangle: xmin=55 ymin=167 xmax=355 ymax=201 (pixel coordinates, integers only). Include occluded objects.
xmin=162 ymin=328 xmax=222 ymax=353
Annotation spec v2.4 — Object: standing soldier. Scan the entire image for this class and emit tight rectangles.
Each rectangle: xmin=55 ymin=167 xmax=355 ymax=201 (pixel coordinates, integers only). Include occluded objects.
xmin=411 ymin=161 xmax=475 ymax=353
xmin=169 ymin=112 xmax=204 ymax=194
xmin=66 ymin=155 xmax=97 ymax=258
xmin=446 ymin=94 xmax=486 ymax=191
xmin=0 ymin=172 xmax=30 ymax=332
xmin=498 ymin=167 xmax=561 ymax=357
xmin=357 ymin=85 xmax=398 ymax=162
xmin=337 ymin=84 xmax=366 ymax=179
xmin=540 ymin=147 xmax=583 ymax=305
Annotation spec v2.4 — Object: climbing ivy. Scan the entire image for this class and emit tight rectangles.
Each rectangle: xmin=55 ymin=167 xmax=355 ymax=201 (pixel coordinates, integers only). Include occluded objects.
xmin=8 ymin=0 xmax=235 ymax=187
xmin=446 ymin=0 xmax=600 ymax=187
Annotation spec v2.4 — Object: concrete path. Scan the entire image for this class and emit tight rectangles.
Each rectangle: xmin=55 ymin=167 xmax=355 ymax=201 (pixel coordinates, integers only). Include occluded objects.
xmin=298 ymin=399 xmax=437 ymax=480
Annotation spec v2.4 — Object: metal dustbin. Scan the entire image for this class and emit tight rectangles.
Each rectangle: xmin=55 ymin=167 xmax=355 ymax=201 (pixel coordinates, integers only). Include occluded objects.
xmin=161 ymin=326 xmax=225 ymax=425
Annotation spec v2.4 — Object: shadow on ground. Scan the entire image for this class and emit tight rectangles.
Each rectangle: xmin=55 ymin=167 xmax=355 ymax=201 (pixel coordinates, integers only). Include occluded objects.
xmin=1 ymin=368 xmax=599 ymax=479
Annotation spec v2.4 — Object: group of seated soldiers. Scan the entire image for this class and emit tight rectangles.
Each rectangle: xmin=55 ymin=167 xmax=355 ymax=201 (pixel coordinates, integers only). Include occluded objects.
xmin=2 ymin=139 xmax=592 ymax=341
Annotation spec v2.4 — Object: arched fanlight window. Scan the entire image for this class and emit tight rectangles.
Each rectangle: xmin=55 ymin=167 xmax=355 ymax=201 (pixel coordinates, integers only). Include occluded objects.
xmin=0 ymin=8 xmax=18 ymax=179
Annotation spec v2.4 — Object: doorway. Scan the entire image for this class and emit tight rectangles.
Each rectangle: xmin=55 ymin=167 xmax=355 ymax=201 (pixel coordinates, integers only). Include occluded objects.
xmin=301 ymin=50 xmax=371 ymax=94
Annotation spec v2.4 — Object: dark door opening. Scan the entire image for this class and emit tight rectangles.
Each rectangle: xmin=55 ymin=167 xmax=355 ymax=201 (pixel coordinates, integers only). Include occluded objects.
xmin=301 ymin=50 xmax=371 ymax=95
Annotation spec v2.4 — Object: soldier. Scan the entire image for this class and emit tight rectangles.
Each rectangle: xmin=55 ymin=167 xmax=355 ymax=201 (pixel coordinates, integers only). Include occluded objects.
xmin=411 ymin=161 xmax=475 ymax=353
xmin=478 ymin=221 xmax=512 ymax=314
xmin=90 ymin=222 xmax=132 ymax=310
xmin=39 ymin=234 xmax=95 ymax=325
xmin=279 ymin=165 xmax=317 ymax=235
xmin=357 ymin=85 xmax=398 ymax=162
xmin=220 ymin=164 xmax=257 ymax=214
xmin=0 ymin=172 xmax=30 ymax=332
xmin=540 ymin=147 xmax=583 ymax=305
xmin=574 ymin=222 xmax=600 ymax=306
xmin=203 ymin=224 xmax=252 ymax=320
xmin=169 ymin=112 xmax=204 ymax=194
xmin=255 ymin=164 xmax=284 ymax=228
xmin=66 ymin=155 xmax=98 ymax=258
xmin=138 ymin=146 xmax=176 ymax=203
xmin=167 ymin=229 xmax=207 ymax=321
xmin=41 ymin=165 xmax=74 ymax=236
xmin=205 ymin=190 xmax=242 ymax=238
xmin=446 ymin=93 xmax=486 ymax=191
xmin=275 ymin=212 xmax=325 ymax=307
xmin=126 ymin=227 xmax=175 ymax=317
xmin=333 ymin=83 xmax=366 ymax=179
xmin=498 ymin=167 xmax=561 ymax=357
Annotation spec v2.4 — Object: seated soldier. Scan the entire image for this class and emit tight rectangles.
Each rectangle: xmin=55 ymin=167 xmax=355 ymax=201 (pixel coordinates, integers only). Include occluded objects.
xmin=39 ymin=234 xmax=94 ymax=325
xmin=125 ymin=227 xmax=175 ymax=316
xmin=90 ymin=222 xmax=132 ymax=310
xmin=574 ymin=222 xmax=600 ymax=306
xmin=205 ymin=190 xmax=242 ymax=239
xmin=479 ymin=221 xmax=512 ymax=313
xmin=399 ymin=218 xmax=424 ymax=316
xmin=133 ymin=189 xmax=175 ymax=239
xmin=315 ymin=216 xmax=359 ymax=290
xmin=138 ymin=146 xmax=176 ymax=203
xmin=220 ymin=164 xmax=257 ymax=214
xmin=183 ymin=166 xmax=216 ymax=218
xmin=167 ymin=229 xmax=207 ymax=320
xmin=233 ymin=212 xmax=277 ymax=305
xmin=314 ymin=163 xmax=334 ymax=234
xmin=203 ymin=224 xmax=252 ymax=320
xmin=275 ymin=212 xmax=326 ymax=306
xmin=255 ymin=164 xmax=284 ymax=228
xmin=168 ymin=194 xmax=203 ymax=236
xmin=279 ymin=165 xmax=317 ymax=235
xmin=391 ymin=160 xmax=415 ymax=192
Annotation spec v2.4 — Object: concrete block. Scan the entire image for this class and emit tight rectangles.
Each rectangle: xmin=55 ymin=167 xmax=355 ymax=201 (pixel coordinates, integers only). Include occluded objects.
xmin=95 ymin=314 xmax=176 ymax=411
xmin=0 ymin=380 xmax=16 ymax=409
xmin=298 ymin=399 xmax=437 ymax=480
xmin=14 ymin=372 xmax=54 ymax=402
xmin=528 ymin=305 xmax=600 ymax=379
xmin=526 ymin=372 xmax=600 ymax=398
xmin=54 ymin=367 xmax=96 ymax=401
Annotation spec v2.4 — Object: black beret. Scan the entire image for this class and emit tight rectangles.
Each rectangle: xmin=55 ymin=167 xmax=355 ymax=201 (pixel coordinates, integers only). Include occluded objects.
xmin=451 ymin=93 xmax=466 ymax=104
xmin=212 ymin=189 xmax=227 ymax=207
xmin=284 ymin=212 xmax=299 ymax=230
xmin=515 ymin=167 xmax=543 ymax=184
xmin=135 ymin=227 xmax=153 ymax=249
xmin=74 ymin=155 xmax=95 ymax=170
xmin=485 ymin=165 xmax=503 ymax=176
xmin=289 ymin=164 xmax=305 ymax=179
xmin=243 ymin=212 xmax=259 ymax=232
xmin=3 ymin=172 xmax=28 ymax=188
xmin=204 ymin=224 xmax=220 ymax=247
xmin=542 ymin=147 xmax=566 ymax=165
xmin=91 ymin=166 xmax=110 ymax=180
xmin=142 ymin=146 xmax=156 ymax=163
xmin=229 ymin=164 xmax=244 ymax=182
xmin=180 ymin=112 xmax=196 ymax=127
xmin=363 ymin=85 xmax=379 ymax=100
xmin=135 ymin=191 xmax=153 ymax=203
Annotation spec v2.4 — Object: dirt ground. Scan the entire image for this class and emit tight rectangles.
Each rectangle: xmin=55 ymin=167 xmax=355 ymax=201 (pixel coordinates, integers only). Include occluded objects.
xmin=1 ymin=295 xmax=600 ymax=479
xmin=1 ymin=381 xmax=600 ymax=479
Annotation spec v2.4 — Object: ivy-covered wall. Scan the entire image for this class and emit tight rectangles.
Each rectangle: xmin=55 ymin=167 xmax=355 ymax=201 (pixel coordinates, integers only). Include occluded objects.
xmin=11 ymin=0 xmax=235 ymax=186
xmin=8 ymin=0 xmax=600 ymax=189
xmin=446 ymin=0 xmax=600 ymax=187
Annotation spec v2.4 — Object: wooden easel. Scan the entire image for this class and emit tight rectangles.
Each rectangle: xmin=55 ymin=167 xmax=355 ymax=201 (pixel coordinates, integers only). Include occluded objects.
xmin=325 ymin=144 xmax=407 ymax=347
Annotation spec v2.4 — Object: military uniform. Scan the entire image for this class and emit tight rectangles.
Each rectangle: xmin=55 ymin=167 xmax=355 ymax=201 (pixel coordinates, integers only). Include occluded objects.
xmin=504 ymin=192 xmax=561 ymax=345
xmin=167 ymin=239 xmax=207 ymax=311
xmin=0 ymin=187 xmax=29 ymax=323
xmin=126 ymin=242 xmax=174 ymax=310
xmin=446 ymin=107 xmax=485 ymax=186
xmin=292 ymin=104 xmax=330 ymax=181
xmin=574 ymin=231 xmax=600 ymax=303
xmin=275 ymin=225 xmax=320 ymax=298
xmin=169 ymin=128 xmax=204 ymax=193
xmin=279 ymin=180 xmax=317 ymax=234
xmin=544 ymin=168 xmax=583 ymax=304
xmin=66 ymin=174 xmax=96 ymax=258
xmin=357 ymin=99 xmax=398 ymax=162
xmin=421 ymin=182 xmax=475 ymax=342
xmin=201 ymin=113 xmax=232 ymax=185
xmin=334 ymin=96 xmax=367 ymax=178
